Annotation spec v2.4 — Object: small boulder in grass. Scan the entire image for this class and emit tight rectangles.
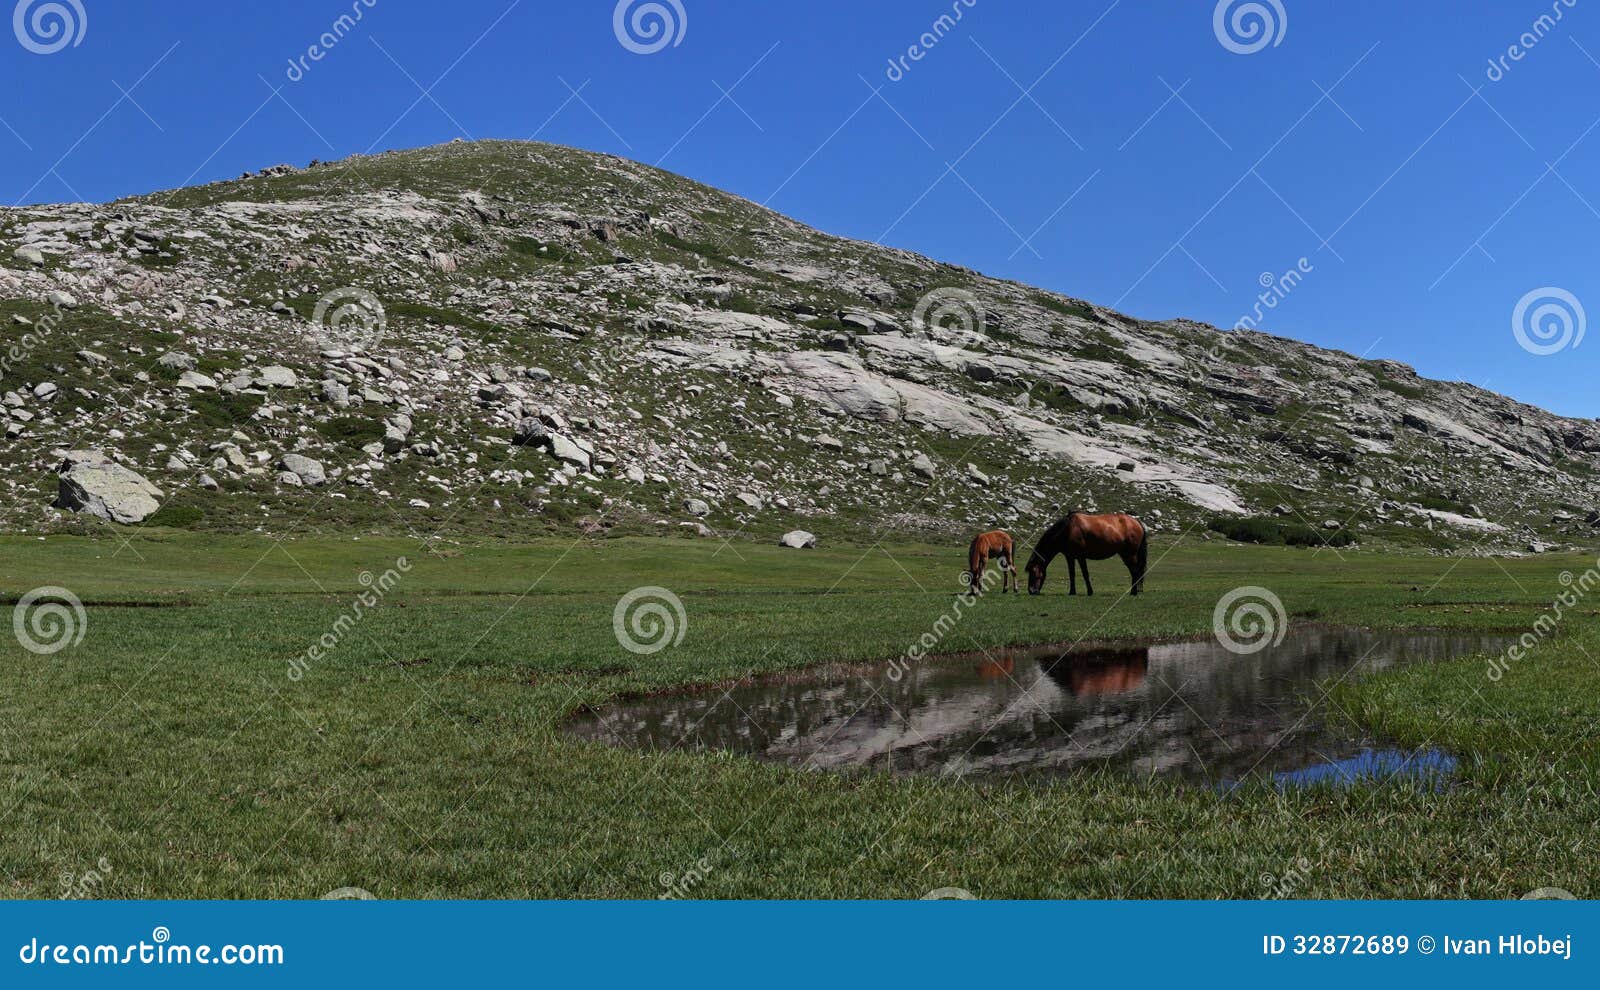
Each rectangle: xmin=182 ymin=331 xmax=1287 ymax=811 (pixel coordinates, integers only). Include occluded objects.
xmin=779 ymin=530 xmax=816 ymax=549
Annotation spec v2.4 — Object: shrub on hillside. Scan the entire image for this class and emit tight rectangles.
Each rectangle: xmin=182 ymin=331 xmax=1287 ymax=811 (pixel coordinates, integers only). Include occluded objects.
xmin=1207 ymin=516 xmax=1354 ymax=548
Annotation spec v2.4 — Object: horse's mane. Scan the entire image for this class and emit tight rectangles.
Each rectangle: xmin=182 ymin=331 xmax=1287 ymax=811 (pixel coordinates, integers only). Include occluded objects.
xmin=1028 ymin=512 xmax=1081 ymax=566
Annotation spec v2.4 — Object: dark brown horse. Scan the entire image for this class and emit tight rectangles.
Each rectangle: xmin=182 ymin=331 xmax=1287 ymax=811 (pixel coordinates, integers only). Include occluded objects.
xmin=1026 ymin=512 xmax=1147 ymax=596
xmin=966 ymin=530 xmax=1019 ymax=595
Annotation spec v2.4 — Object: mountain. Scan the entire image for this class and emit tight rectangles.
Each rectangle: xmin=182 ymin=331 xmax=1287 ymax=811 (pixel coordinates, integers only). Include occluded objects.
xmin=1 ymin=139 xmax=1595 ymax=551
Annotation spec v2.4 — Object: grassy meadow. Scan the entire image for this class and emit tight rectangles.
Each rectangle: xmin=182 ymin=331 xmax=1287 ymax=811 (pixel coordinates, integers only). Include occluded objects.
xmin=0 ymin=530 xmax=1595 ymax=899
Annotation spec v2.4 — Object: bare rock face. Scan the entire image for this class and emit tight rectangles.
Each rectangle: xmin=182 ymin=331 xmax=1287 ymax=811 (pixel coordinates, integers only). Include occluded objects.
xmin=781 ymin=352 xmax=902 ymax=423
xmin=55 ymin=450 xmax=164 ymax=524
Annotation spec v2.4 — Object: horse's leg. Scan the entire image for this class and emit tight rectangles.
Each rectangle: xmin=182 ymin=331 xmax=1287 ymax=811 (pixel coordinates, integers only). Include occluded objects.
xmin=1068 ymin=557 xmax=1078 ymax=596
xmin=1080 ymin=557 xmax=1094 ymax=596
xmin=1122 ymin=551 xmax=1139 ymax=595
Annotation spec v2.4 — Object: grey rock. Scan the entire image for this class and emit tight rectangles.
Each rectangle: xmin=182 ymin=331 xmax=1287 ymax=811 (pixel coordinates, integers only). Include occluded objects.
xmin=548 ymin=433 xmax=590 ymax=468
xmin=512 ymin=417 xmax=548 ymax=447
xmin=176 ymin=371 xmax=217 ymax=391
xmin=779 ymin=530 xmax=817 ymax=549
xmin=257 ymin=365 xmax=299 ymax=388
xmin=55 ymin=450 xmax=164 ymax=524
xmin=278 ymin=453 xmax=327 ymax=486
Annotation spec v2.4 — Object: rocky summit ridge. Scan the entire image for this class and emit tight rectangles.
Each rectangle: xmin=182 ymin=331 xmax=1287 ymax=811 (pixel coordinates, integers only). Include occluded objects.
xmin=1 ymin=138 xmax=1596 ymax=553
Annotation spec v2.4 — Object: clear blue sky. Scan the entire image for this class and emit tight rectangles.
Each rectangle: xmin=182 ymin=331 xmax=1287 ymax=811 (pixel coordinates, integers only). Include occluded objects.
xmin=4 ymin=0 xmax=1599 ymax=416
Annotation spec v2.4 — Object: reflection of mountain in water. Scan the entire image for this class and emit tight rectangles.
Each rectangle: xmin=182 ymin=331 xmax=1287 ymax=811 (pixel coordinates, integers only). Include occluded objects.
xmin=570 ymin=627 xmax=1512 ymax=787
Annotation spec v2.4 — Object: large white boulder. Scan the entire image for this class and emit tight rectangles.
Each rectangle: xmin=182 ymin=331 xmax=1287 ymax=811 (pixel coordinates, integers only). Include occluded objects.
xmin=55 ymin=450 xmax=164 ymax=524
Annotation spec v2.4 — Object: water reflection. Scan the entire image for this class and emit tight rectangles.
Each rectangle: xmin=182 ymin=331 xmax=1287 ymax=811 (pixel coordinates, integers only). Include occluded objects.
xmin=569 ymin=626 xmax=1511 ymax=788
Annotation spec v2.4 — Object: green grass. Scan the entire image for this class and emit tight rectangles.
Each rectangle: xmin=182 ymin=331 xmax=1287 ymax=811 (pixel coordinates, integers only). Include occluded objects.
xmin=1208 ymin=515 xmax=1355 ymax=548
xmin=0 ymin=533 xmax=1594 ymax=899
xmin=313 ymin=415 xmax=386 ymax=448
xmin=1031 ymin=293 xmax=1097 ymax=322
xmin=507 ymin=236 xmax=581 ymax=265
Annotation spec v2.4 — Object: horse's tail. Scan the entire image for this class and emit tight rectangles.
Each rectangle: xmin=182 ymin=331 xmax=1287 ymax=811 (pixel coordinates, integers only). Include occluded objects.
xmin=1134 ymin=524 xmax=1149 ymax=592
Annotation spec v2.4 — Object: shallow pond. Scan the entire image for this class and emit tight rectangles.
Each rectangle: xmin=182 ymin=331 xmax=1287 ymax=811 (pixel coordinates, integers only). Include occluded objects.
xmin=567 ymin=626 xmax=1512 ymax=789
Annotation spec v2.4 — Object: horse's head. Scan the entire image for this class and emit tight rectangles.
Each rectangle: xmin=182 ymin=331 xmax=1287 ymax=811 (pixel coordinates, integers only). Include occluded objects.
xmin=1026 ymin=555 xmax=1047 ymax=595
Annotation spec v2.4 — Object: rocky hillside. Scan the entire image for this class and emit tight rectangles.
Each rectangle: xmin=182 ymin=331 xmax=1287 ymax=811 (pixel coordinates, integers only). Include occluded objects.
xmin=2 ymin=139 xmax=1596 ymax=552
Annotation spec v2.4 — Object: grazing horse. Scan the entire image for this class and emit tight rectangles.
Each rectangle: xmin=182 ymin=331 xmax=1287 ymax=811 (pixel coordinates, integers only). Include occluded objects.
xmin=965 ymin=530 xmax=1019 ymax=595
xmin=1026 ymin=512 xmax=1147 ymax=597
